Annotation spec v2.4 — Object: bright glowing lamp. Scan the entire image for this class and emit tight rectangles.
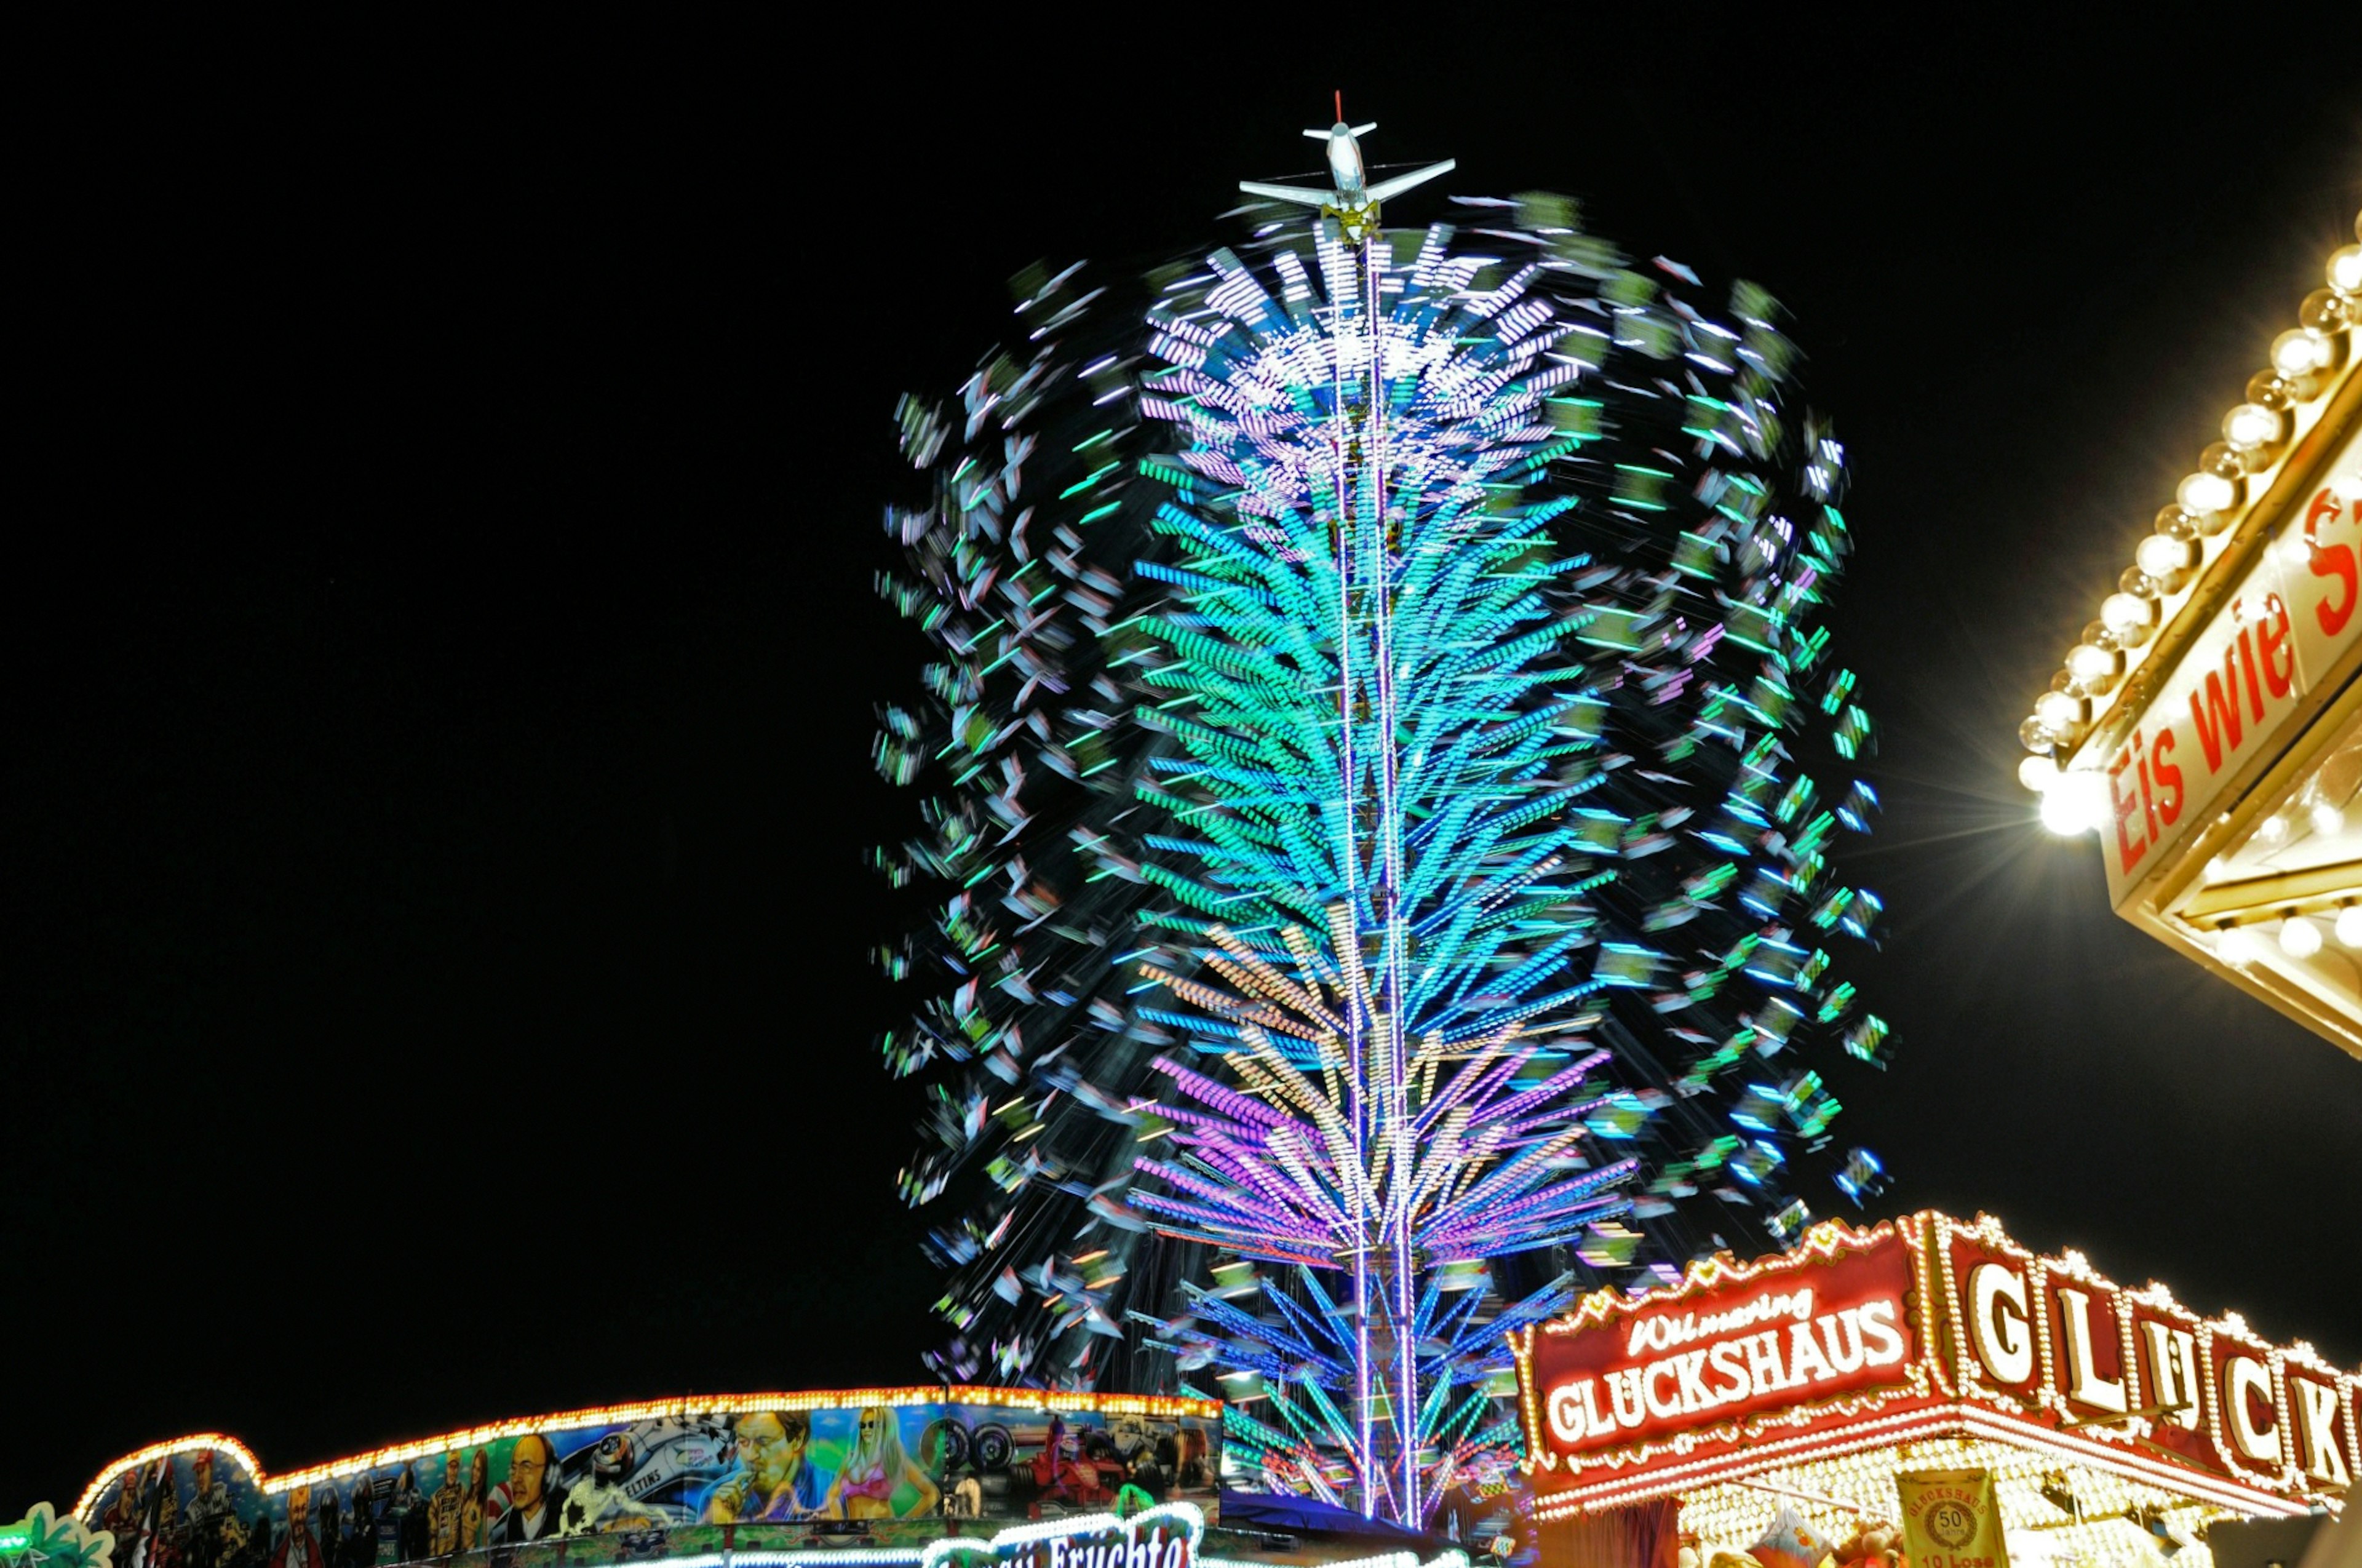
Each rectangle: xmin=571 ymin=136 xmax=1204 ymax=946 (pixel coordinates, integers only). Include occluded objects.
xmin=2216 ymin=926 xmax=2263 ymax=966
xmin=2270 ymin=328 xmax=2328 ymax=378
xmin=2040 ymin=770 xmax=2106 ymax=835
xmin=2278 ymin=917 xmax=2323 ymax=959
xmin=2332 ymin=245 xmax=2361 ymax=297
xmin=2135 ymin=534 xmax=2193 ymax=578
xmin=2222 ymin=403 xmax=2281 ymax=450
xmin=2101 ymin=592 xmax=2155 ymax=639
xmin=2065 ymin=642 xmax=2118 ymax=686
xmin=2177 ymin=471 xmax=2237 ymax=516
xmin=2018 ymin=755 xmax=2059 ymax=793
xmin=2034 ymin=690 xmax=2084 ymax=731
xmin=2336 ymin=906 xmax=2362 ymax=949
xmin=2311 ymin=801 xmax=2346 ymax=838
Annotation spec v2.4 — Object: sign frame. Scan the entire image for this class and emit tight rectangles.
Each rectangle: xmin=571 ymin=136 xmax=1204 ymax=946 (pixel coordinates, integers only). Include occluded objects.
xmin=1512 ymin=1211 xmax=2358 ymax=1521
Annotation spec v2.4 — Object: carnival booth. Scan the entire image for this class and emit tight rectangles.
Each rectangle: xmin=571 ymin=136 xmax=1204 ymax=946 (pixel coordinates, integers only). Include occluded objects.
xmin=62 ymin=1390 xmax=1463 ymax=1568
xmin=2015 ymin=218 xmax=2362 ymax=1056
xmin=1511 ymin=1212 xmax=2354 ymax=1568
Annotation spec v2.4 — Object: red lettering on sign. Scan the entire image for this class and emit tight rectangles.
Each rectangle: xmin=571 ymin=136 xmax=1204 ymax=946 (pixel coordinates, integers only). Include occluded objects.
xmin=2237 ymin=624 xmax=2265 ymax=722
xmin=2190 ymin=642 xmax=2246 ymax=770
xmin=2110 ymin=749 xmax=2145 ymax=873
xmin=2152 ymin=728 xmax=2182 ymax=825
xmin=2308 ymin=487 xmax=2355 ymax=637
xmin=2257 ymin=595 xmax=2294 ymax=699
xmin=2136 ymin=747 xmax=2160 ymax=843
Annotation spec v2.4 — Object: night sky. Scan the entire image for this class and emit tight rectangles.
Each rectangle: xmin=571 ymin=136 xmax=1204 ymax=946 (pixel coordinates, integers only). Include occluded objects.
xmin=9 ymin=17 xmax=2360 ymax=1514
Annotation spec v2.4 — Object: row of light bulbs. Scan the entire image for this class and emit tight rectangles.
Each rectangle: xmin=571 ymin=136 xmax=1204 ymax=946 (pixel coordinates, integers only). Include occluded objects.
xmin=77 ymin=1388 xmax=1220 ymax=1513
xmin=1674 ymin=1435 xmax=2211 ymax=1550
xmin=2213 ymin=905 xmax=2362 ymax=965
xmin=2024 ymin=220 xmax=2362 ymax=827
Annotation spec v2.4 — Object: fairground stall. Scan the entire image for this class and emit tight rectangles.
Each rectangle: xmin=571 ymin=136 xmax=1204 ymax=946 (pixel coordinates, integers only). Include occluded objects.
xmin=55 ymin=1390 xmax=1467 ymax=1568
xmin=1512 ymin=1212 xmax=2353 ymax=1568
xmin=2019 ymin=219 xmax=2362 ymax=1055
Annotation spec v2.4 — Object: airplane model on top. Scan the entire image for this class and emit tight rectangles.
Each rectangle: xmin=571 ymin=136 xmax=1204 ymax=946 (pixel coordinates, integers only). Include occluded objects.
xmin=1239 ymin=94 xmax=1455 ymax=219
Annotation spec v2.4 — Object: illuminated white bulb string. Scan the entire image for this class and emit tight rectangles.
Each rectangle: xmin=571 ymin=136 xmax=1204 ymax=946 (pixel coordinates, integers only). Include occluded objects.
xmin=2024 ymin=214 xmax=2360 ymax=821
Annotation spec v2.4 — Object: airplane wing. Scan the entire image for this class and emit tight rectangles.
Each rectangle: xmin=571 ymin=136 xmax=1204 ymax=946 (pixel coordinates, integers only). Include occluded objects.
xmin=1238 ymin=180 xmax=1334 ymax=208
xmin=1362 ymin=159 xmax=1455 ymax=205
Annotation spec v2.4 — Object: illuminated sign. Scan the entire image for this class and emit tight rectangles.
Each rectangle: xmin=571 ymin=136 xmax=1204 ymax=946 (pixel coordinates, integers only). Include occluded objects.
xmin=1530 ymin=1232 xmax=1917 ymax=1454
xmin=76 ymin=1388 xmax=1228 ymax=1521
xmin=2010 ymin=234 xmax=2362 ymax=1053
xmin=929 ymin=1505 xmax=1201 ymax=1568
xmin=1512 ymin=1211 xmax=2359 ymax=1518
xmin=2099 ymin=423 xmax=2362 ymax=903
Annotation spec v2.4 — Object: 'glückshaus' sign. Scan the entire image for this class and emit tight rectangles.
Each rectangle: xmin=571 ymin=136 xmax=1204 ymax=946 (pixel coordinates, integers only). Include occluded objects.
xmin=1512 ymin=1211 xmax=2357 ymax=1517
xmin=1535 ymin=1235 xmax=1916 ymax=1450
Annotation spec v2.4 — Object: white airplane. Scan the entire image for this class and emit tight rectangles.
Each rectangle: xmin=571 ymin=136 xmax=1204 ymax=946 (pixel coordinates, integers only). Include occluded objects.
xmin=1239 ymin=97 xmax=1454 ymax=215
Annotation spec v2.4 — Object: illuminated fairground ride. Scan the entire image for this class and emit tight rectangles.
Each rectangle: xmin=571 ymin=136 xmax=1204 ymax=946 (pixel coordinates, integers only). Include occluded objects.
xmin=2019 ymin=215 xmax=2362 ymax=1055
xmin=1512 ymin=1210 xmax=2354 ymax=1568
xmin=42 ymin=1216 xmax=2348 ymax=1568
xmin=873 ymin=112 xmax=1893 ymax=1525
xmin=51 ymin=1391 xmax=1465 ymax=1568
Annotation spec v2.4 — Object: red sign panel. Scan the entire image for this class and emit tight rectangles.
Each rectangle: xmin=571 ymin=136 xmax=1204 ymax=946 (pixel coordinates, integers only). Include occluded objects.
xmin=2121 ymin=1284 xmax=2219 ymax=1479
xmin=1521 ymin=1221 xmax=1920 ymax=1464
xmin=1517 ymin=1211 xmax=2359 ymax=1518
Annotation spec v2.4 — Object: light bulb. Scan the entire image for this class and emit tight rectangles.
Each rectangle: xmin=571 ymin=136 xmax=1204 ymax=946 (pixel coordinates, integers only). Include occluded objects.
xmin=2038 ymin=787 xmax=2087 ymax=835
xmin=2311 ymin=801 xmax=2346 ymax=837
xmin=2101 ymin=591 xmax=2156 ymax=638
xmin=2066 ymin=643 xmax=2118 ymax=685
xmin=2335 ymin=907 xmax=2362 ymax=949
xmin=2270 ymin=328 xmax=2328 ymax=378
xmin=2136 ymin=534 xmax=2193 ymax=578
xmin=2259 ymin=813 xmax=2289 ymax=845
xmin=2280 ymin=530 xmax=2315 ymax=565
xmin=2331 ymin=245 xmax=2361 ymax=298
xmin=2217 ymin=926 xmax=2263 ymax=965
xmin=2019 ymin=755 xmax=2060 ymax=793
xmin=2278 ymin=918 xmax=2323 ymax=959
xmin=2040 ymin=770 xmax=2106 ymax=835
xmin=2034 ymin=690 xmax=2085 ymax=732
xmin=2178 ymin=471 xmax=2237 ymax=515
xmin=2223 ymin=402 xmax=2283 ymax=450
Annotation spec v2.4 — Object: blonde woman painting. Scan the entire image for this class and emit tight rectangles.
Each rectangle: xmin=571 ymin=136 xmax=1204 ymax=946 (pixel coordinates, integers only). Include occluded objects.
xmin=461 ymin=1452 xmax=490 ymax=1551
xmin=825 ymin=1407 xmax=938 ymax=1520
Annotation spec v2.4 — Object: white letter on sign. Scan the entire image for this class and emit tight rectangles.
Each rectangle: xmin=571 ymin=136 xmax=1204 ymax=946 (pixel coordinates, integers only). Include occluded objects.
xmin=2138 ymin=1321 xmax=2201 ymax=1430
xmin=2055 ymin=1287 xmax=2128 ymax=1413
xmin=1546 ymin=1379 xmax=1590 ymax=1443
xmin=2291 ymin=1379 xmax=2352 ymax=1487
xmin=1968 ymin=1264 xmax=2032 ymax=1384
xmin=1856 ymin=1300 xmax=1906 ymax=1366
xmin=2224 ymin=1355 xmax=2282 ymax=1465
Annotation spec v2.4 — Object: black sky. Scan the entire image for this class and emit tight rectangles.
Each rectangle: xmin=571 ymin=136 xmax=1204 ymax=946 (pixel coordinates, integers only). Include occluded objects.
xmin=9 ymin=13 xmax=2360 ymax=1516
